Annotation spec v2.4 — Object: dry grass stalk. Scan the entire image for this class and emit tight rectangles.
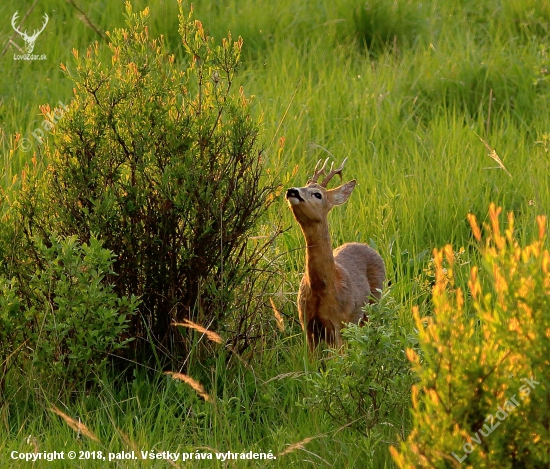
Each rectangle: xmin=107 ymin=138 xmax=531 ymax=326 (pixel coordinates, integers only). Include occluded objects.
xmin=26 ymin=435 xmax=39 ymax=454
xmin=193 ymin=445 xmax=220 ymax=453
xmin=49 ymin=406 xmax=99 ymax=442
xmin=165 ymin=372 xmax=212 ymax=402
xmin=269 ymin=297 xmax=285 ymax=332
xmin=474 ymin=132 xmax=512 ymax=178
xmin=278 ymin=421 xmax=364 ymax=458
xmin=172 ymin=319 xmax=222 ymax=344
xmin=278 ymin=435 xmax=321 ymax=457
xmin=264 ymin=371 xmax=306 ymax=384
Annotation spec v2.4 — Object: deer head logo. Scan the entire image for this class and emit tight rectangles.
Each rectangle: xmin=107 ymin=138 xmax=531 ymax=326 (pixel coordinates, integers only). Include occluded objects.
xmin=11 ymin=11 xmax=49 ymax=54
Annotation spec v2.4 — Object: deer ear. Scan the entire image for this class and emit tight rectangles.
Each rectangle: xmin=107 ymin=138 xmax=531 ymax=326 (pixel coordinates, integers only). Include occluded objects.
xmin=327 ymin=180 xmax=356 ymax=205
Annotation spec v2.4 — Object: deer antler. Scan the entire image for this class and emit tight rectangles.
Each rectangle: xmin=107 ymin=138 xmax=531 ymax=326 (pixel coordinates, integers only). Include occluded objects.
xmin=320 ymin=157 xmax=348 ymax=187
xmin=31 ymin=14 xmax=49 ymax=40
xmin=307 ymin=158 xmax=329 ymax=184
xmin=11 ymin=12 xmax=23 ymax=37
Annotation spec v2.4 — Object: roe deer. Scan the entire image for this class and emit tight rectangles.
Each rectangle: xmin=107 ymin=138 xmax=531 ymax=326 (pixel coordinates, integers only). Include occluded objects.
xmin=286 ymin=158 xmax=385 ymax=348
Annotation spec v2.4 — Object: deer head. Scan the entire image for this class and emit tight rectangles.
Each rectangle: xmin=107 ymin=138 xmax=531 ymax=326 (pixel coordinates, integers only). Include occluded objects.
xmin=285 ymin=157 xmax=356 ymax=227
xmin=11 ymin=11 xmax=49 ymax=54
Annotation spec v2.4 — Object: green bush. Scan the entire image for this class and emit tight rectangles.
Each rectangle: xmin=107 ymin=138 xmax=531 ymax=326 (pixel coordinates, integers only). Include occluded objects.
xmin=0 ymin=276 xmax=25 ymax=393
xmin=29 ymin=236 xmax=138 ymax=382
xmin=306 ymin=293 xmax=416 ymax=437
xmin=391 ymin=205 xmax=550 ymax=468
xmin=0 ymin=234 xmax=137 ymax=391
xmin=0 ymin=189 xmax=28 ymax=393
xmin=15 ymin=2 xmax=279 ymax=364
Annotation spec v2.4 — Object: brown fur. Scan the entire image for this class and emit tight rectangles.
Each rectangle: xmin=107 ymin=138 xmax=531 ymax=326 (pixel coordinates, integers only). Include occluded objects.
xmin=286 ymin=174 xmax=385 ymax=349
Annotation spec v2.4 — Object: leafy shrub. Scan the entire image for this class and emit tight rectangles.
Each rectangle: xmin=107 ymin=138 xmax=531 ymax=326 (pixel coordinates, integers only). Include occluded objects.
xmin=306 ymin=294 xmax=416 ymax=436
xmin=29 ymin=236 xmax=138 ymax=382
xmin=391 ymin=204 xmax=550 ymax=468
xmin=0 ymin=234 xmax=137 ymax=390
xmin=0 ymin=190 xmax=28 ymax=393
xmin=0 ymin=276 xmax=25 ymax=393
xmin=16 ymin=3 xmax=279 ymax=364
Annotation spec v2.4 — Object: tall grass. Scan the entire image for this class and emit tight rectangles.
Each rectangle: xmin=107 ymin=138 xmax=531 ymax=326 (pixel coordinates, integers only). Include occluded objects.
xmin=1 ymin=0 xmax=550 ymax=466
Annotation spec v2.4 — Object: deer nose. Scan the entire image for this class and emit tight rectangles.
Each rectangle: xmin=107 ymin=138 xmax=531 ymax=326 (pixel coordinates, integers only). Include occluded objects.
xmin=286 ymin=188 xmax=303 ymax=201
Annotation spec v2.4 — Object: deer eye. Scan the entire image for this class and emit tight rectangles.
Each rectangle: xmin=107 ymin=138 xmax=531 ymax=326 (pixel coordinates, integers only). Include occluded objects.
xmin=313 ymin=192 xmax=322 ymax=199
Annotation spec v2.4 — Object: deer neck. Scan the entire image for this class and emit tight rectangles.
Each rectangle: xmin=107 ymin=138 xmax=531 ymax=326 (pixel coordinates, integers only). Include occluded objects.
xmin=301 ymin=220 xmax=336 ymax=292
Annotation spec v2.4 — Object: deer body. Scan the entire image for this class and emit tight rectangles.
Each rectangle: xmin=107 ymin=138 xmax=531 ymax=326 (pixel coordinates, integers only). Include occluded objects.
xmin=286 ymin=159 xmax=385 ymax=348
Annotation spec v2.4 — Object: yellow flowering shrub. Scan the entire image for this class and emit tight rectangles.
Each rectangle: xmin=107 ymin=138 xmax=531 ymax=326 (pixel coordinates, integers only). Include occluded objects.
xmin=391 ymin=204 xmax=550 ymax=468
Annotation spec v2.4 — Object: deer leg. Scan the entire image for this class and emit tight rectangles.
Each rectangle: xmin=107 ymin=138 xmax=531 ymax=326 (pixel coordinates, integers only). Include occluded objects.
xmin=332 ymin=323 xmax=343 ymax=348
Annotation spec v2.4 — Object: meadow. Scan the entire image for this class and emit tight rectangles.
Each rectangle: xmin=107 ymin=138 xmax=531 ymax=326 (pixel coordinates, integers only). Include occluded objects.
xmin=1 ymin=0 xmax=549 ymax=467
